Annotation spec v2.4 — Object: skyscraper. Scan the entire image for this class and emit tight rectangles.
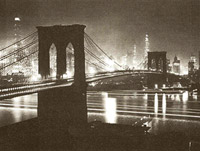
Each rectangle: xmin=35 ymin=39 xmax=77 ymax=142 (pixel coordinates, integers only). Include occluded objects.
xmin=172 ymin=55 xmax=180 ymax=75
xmin=188 ymin=54 xmax=197 ymax=78
xmin=14 ymin=16 xmax=22 ymax=61
xmin=144 ymin=33 xmax=150 ymax=58
xmin=166 ymin=59 xmax=172 ymax=73
xmin=143 ymin=33 xmax=150 ymax=69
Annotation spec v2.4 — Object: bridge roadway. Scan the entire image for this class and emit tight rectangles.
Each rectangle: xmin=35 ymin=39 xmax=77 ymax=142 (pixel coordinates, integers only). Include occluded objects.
xmin=0 ymin=71 xmax=134 ymax=100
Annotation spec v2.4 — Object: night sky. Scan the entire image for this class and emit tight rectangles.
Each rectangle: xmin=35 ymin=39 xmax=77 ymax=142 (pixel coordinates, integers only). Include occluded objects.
xmin=0 ymin=0 xmax=200 ymax=72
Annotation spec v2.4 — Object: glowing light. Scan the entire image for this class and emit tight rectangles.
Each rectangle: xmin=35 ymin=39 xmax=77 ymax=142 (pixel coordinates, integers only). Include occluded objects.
xmin=104 ymin=98 xmax=117 ymax=123
xmin=90 ymin=82 xmax=96 ymax=87
xmin=175 ymin=94 xmax=181 ymax=101
xmin=102 ymin=92 xmax=108 ymax=98
xmin=12 ymin=69 xmax=19 ymax=73
xmin=180 ymin=65 xmax=188 ymax=75
xmin=14 ymin=17 xmax=20 ymax=21
xmin=89 ymin=67 xmax=96 ymax=75
xmin=162 ymin=84 xmax=166 ymax=88
xmin=162 ymin=94 xmax=166 ymax=116
xmin=182 ymin=91 xmax=188 ymax=102
xmin=30 ymin=74 xmax=41 ymax=82
xmin=154 ymin=93 xmax=158 ymax=114
xmin=143 ymin=93 xmax=148 ymax=100
xmin=67 ymin=71 xmax=73 ymax=78
xmin=63 ymin=74 xmax=68 ymax=79
xmin=155 ymin=84 xmax=158 ymax=89
xmin=170 ymin=94 xmax=175 ymax=100
xmin=105 ymin=58 xmax=115 ymax=72
xmin=52 ymin=72 xmax=56 ymax=77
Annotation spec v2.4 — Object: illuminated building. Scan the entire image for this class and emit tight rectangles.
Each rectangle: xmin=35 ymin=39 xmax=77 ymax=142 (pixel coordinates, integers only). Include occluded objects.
xmin=132 ymin=44 xmax=137 ymax=69
xmin=144 ymin=33 xmax=150 ymax=58
xmin=166 ymin=59 xmax=172 ymax=73
xmin=172 ymin=55 xmax=180 ymax=75
xmin=188 ymin=54 xmax=198 ymax=80
xmin=9 ymin=16 xmax=23 ymax=75
xmin=14 ymin=16 xmax=22 ymax=61
xmin=144 ymin=33 xmax=150 ymax=69
xmin=188 ymin=55 xmax=197 ymax=74
xmin=122 ymin=44 xmax=137 ymax=70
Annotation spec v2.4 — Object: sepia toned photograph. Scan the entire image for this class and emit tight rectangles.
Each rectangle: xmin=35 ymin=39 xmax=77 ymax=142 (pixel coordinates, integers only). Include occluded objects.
xmin=0 ymin=0 xmax=200 ymax=150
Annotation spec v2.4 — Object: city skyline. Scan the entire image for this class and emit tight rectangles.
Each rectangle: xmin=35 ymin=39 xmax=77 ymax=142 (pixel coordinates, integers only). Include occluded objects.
xmin=0 ymin=2 xmax=200 ymax=150
xmin=0 ymin=0 xmax=200 ymax=74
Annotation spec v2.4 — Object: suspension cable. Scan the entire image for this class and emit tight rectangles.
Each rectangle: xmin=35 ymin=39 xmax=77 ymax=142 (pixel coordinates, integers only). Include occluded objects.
xmin=85 ymin=58 xmax=104 ymax=70
xmin=0 ymin=39 xmax=38 ymax=61
xmin=84 ymin=33 xmax=123 ymax=69
xmin=0 ymin=49 xmax=38 ymax=71
xmin=0 ymin=31 xmax=37 ymax=52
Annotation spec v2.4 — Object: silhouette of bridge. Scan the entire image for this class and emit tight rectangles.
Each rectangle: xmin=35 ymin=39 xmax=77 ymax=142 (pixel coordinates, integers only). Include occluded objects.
xmin=0 ymin=24 xmax=188 ymax=150
xmin=0 ymin=24 xmax=172 ymax=97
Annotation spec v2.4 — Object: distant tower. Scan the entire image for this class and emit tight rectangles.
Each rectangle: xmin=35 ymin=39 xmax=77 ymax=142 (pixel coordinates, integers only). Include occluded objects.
xmin=133 ymin=44 xmax=137 ymax=69
xmin=144 ymin=33 xmax=150 ymax=59
xmin=14 ymin=16 xmax=22 ymax=61
xmin=143 ymin=33 xmax=150 ymax=69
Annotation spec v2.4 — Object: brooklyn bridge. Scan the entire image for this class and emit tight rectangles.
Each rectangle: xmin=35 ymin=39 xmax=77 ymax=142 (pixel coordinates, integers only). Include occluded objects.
xmin=0 ymin=25 xmax=199 ymax=151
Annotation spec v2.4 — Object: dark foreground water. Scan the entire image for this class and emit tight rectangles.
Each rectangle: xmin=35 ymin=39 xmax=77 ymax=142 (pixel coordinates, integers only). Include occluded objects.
xmin=0 ymin=90 xmax=200 ymax=138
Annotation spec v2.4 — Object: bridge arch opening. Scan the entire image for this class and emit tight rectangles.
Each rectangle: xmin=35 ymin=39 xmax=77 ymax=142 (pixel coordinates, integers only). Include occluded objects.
xmin=49 ymin=43 xmax=57 ymax=78
xmin=66 ymin=43 xmax=74 ymax=79
xmin=151 ymin=59 xmax=156 ymax=71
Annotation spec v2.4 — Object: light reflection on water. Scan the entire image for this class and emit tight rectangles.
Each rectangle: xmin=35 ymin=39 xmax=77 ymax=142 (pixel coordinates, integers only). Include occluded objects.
xmin=0 ymin=91 xmax=200 ymax=138
xmin=87 ymin=90 xmax=200 ymax=137
xmin=104 ymin=97 xmax=117 ymax=123
xmin=154 ymin=93 xmax=158 ymax=115
xmin=0 ymin=94 xmax=37 ymax=127
xmin=162 ymin=94 xmax=166 ymax=117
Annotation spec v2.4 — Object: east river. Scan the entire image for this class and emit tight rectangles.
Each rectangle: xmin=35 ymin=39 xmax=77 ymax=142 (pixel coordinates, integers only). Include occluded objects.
xmin=0 ymin=90 xmax=200 ymax=138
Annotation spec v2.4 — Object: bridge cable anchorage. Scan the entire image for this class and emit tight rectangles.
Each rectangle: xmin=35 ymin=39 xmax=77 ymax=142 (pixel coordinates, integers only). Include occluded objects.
xmin=0 ymin=39 xmax=38 ymax=61
xmin=0 ymin=49 xmax=38 ymax=71
xmin=84 ymin=33 xmax=124 ymax=70
xmin=0 ymin=31 xmax=38 ymax=52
